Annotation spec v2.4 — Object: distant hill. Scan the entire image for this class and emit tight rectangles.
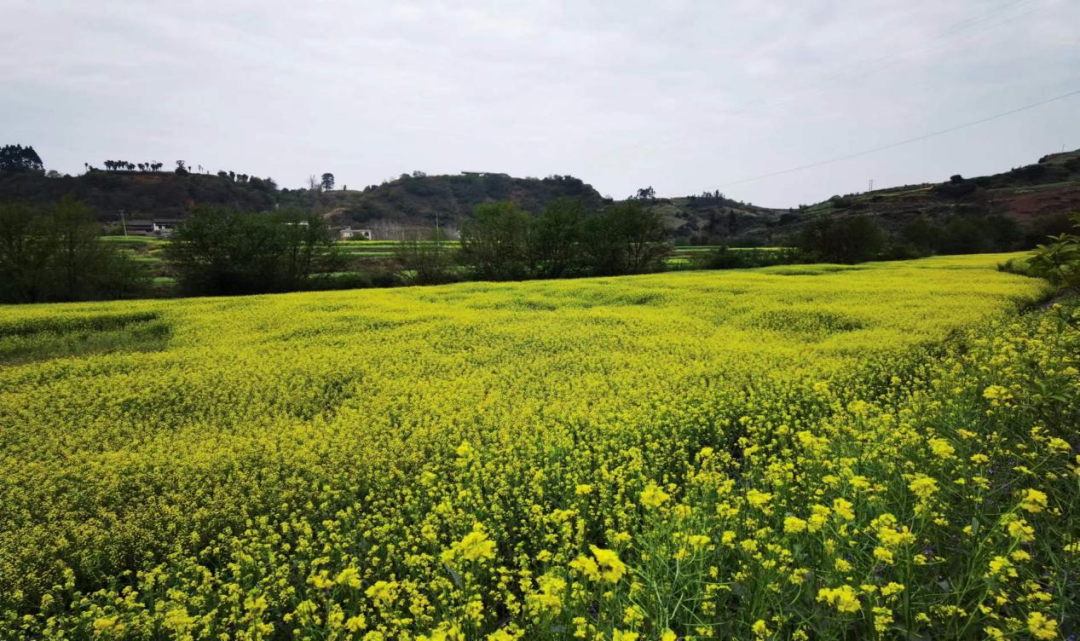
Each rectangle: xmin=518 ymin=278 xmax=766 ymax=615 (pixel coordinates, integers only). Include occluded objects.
xmin=278 ymin=172 xmax=607 ymax=235
xmin=0 ymin=170 xmax=277 ymax=220
xmin=2 ymin=148 xmax=1078 ymax=244
xmin=650 ymin=148 xmax=1080 ymax=245
xmin=0 ymin=169 xmax=606 ymax=237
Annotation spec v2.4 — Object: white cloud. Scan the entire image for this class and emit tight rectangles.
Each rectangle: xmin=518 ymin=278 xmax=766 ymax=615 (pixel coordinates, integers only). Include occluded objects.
xmin=2 ymin=0 xmax=1077 ymax=206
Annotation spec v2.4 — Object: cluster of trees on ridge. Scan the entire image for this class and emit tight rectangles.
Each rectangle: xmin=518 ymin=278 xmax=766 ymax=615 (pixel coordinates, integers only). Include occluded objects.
xmin=0 ymin=145 xmax=44 ymax=173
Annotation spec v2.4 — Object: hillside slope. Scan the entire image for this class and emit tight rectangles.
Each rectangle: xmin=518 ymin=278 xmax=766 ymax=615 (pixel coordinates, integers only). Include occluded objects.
xmin=2 ymin=149 xmax=1077 ymax=243
xmin=280 ymin=172 xmax=607 ymax=233
xmin=661 ymin=148 xmax=1080 ymax=245
xmin=0 ymin=170 xmax=277 ymax=220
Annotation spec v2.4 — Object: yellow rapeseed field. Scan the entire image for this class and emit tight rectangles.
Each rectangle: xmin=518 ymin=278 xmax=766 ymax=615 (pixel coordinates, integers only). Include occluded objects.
xmin=1 ymin=254 xmax=1078 ymax=640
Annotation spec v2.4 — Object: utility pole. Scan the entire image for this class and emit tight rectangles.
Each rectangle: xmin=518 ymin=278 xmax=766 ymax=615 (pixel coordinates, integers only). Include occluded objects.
xmin=868 ymin=179 xmax=874 ymax=193
xmin=120 ymin=209 xmax=128 ymax=236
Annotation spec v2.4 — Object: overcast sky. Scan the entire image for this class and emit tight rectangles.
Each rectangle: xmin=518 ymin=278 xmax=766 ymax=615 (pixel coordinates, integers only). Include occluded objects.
xmin=2 ymin=0 xmax=1078 ymax=207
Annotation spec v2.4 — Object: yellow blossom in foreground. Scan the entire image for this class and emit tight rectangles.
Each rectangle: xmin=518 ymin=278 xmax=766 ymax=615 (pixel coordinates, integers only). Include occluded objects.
xmin=458 ymin=525 xmax=497 ymax=562
xmin=573 ymin=547 xmax=626 ymax=584
xmin=346 ymin=616 xmax=367 ymax=632
xmin=0 ymin=253 xmax=1068 ymax=639
xmin=818 ymin=585 xmax=861 ymax=613
xmin=928 ymin=438 xmax=955 ymax=459
xmin=783 ymin=516 xmax=808 ymax=534
xmin=365 ymin=581 xmax=398 ymax=608
xmin=747 ymin=489 xmax=773 ymax=510
xmin=1020 ymin=488 xmax=1048 ymax=513
xmin=640 ymin=483 xmax=670 ymax=509
xmin=908 ymin=474 xmax=939 ymax=501
xmin=832 ymin=498 xmax=855 ymax=521
xmin=336 ymin=567 xmax=362 ymax=589
xmin=1027 ymin=611 xmax=1058 ymax=639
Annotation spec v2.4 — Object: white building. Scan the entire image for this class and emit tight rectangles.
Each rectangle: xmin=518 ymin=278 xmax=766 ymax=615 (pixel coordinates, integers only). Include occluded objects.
xmin=339 ymin=226 xmax=373 ymax=240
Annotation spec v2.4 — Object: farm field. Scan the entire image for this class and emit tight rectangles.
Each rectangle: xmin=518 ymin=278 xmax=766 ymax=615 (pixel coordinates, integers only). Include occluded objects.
xmin=101 ymin=237 xmax=775 ymax=261
xmin=1 ymin=254 xmax=1077 ymax=639
xmin=94 ymin=238 xmax=790 ymax=292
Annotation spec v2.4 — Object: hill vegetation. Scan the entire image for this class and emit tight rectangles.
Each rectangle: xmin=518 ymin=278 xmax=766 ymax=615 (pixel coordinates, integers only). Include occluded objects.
xmin=3 ymin=144 xmax=1079 ymax=251
xmin=648 ymin=149 xmax=1080 ymax=247
xmin=0 ymin=167 xmax=277 ymax=220
xmin=280 ymin=172 xmax=607 ymax=235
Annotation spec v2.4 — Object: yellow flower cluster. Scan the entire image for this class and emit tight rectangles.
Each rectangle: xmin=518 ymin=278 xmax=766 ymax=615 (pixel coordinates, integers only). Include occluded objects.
xmin=0 ymin=253 xmax=1075 ymax=639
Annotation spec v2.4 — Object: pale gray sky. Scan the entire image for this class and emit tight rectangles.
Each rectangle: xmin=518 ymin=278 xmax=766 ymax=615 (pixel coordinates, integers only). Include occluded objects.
xmin=2 ymin=0 xmax=1078 ymax=207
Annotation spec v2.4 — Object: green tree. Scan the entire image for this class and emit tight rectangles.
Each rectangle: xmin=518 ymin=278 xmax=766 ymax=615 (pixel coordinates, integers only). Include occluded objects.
xmin=0 ymin=144 xmax=44 ymax=172
xmin=394 ymin=231 xmax=456 ymax=285
xmin=799 ymin=215 xmax=885 ymax=264
xmin=0 ymin=203 xmax=54 ymax=301
xmin=0 ymin=198 xmax=145 ymax=303
xmin=459 ymin=201 xmax=532 ymax=280
xmin=166 ymin=207 xmax=339 ymax=295
xmin=581 ymin=202 xmax=671 ymax=275
xmin=936 ymin=217 xmax=989 ymax=255
xmin=900 ymin=217 xmax=941 ymax=255
xmin=529 ymin=198 xmax=586 ymax=278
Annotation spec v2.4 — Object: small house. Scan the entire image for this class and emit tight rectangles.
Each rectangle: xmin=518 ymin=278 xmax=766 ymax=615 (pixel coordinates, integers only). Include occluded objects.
xmin=339 ymin=227 xmax=373 ymax=240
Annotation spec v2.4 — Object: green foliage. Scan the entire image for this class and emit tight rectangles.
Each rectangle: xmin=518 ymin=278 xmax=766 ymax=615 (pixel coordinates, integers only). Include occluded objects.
xmin=799 ymin=215 xmax=885 ymax=264
xmin=0 ymin=170 xmax=278 ymax=220
xmin=0 ymin=312 xmax=169 ymax=365
xmin=1026 ymin=213 xmax=1080 ymax=291
xmin=934 ymin=176 xmax=978 ymax=198
xmin=0 ymin=144 xmax=44 ymax=172
xmin=898 ymin=215 xmax=1022 ymax=257
xmin=394 ymin=233 xmax=457 ymax=285
xmin=0 ymin=198 xmax=147 ymax=303
xmin=165 ymin=206 xmax=342 ymax=295
xmin=459 ymin=201 xmax=534 ymax=281
xmin=529 ymin=198 xmax=587 ymax=278
xmin=458 ymin=200 xmax=671 ymax=281
xmin=581 ymin=201 xmax=672 ymax=275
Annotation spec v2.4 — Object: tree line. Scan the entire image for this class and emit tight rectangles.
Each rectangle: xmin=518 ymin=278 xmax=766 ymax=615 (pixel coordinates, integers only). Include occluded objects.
xmin=165 ymin=207 xmax=341 ymax=296
xmin=0 ymin=194 xmax=1060 ymax=304
xmin=0 ymin=198 xmax=146 ymax=303
xmin=0 ymin=201 xmax=341 ymax=303
xmin=796 ymin=212 xmax=1027 ymax=264
xmin=396 ymin=199 xmax=672 ymax=284
xmin=0 ymin=145 xmax=44 ymax=173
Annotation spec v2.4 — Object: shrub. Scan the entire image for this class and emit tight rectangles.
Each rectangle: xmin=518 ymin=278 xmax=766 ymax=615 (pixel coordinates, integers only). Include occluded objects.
xmin=0 ymin=198 xmax=147 ymax=303
xmin=799 ymin=215 xmax=885 ymax=264
xmin=165 ymin=206 xmax=341 ymax=295
xmin=1026 ymin=213 xmax=1080 ymax=291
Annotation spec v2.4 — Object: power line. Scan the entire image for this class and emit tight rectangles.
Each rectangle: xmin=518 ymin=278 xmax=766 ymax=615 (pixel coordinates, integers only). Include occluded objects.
xmin=710 ymin=89 xmax=1080 ymax=190
xmin=720 ymin=0 xmax=1040 ymax=117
